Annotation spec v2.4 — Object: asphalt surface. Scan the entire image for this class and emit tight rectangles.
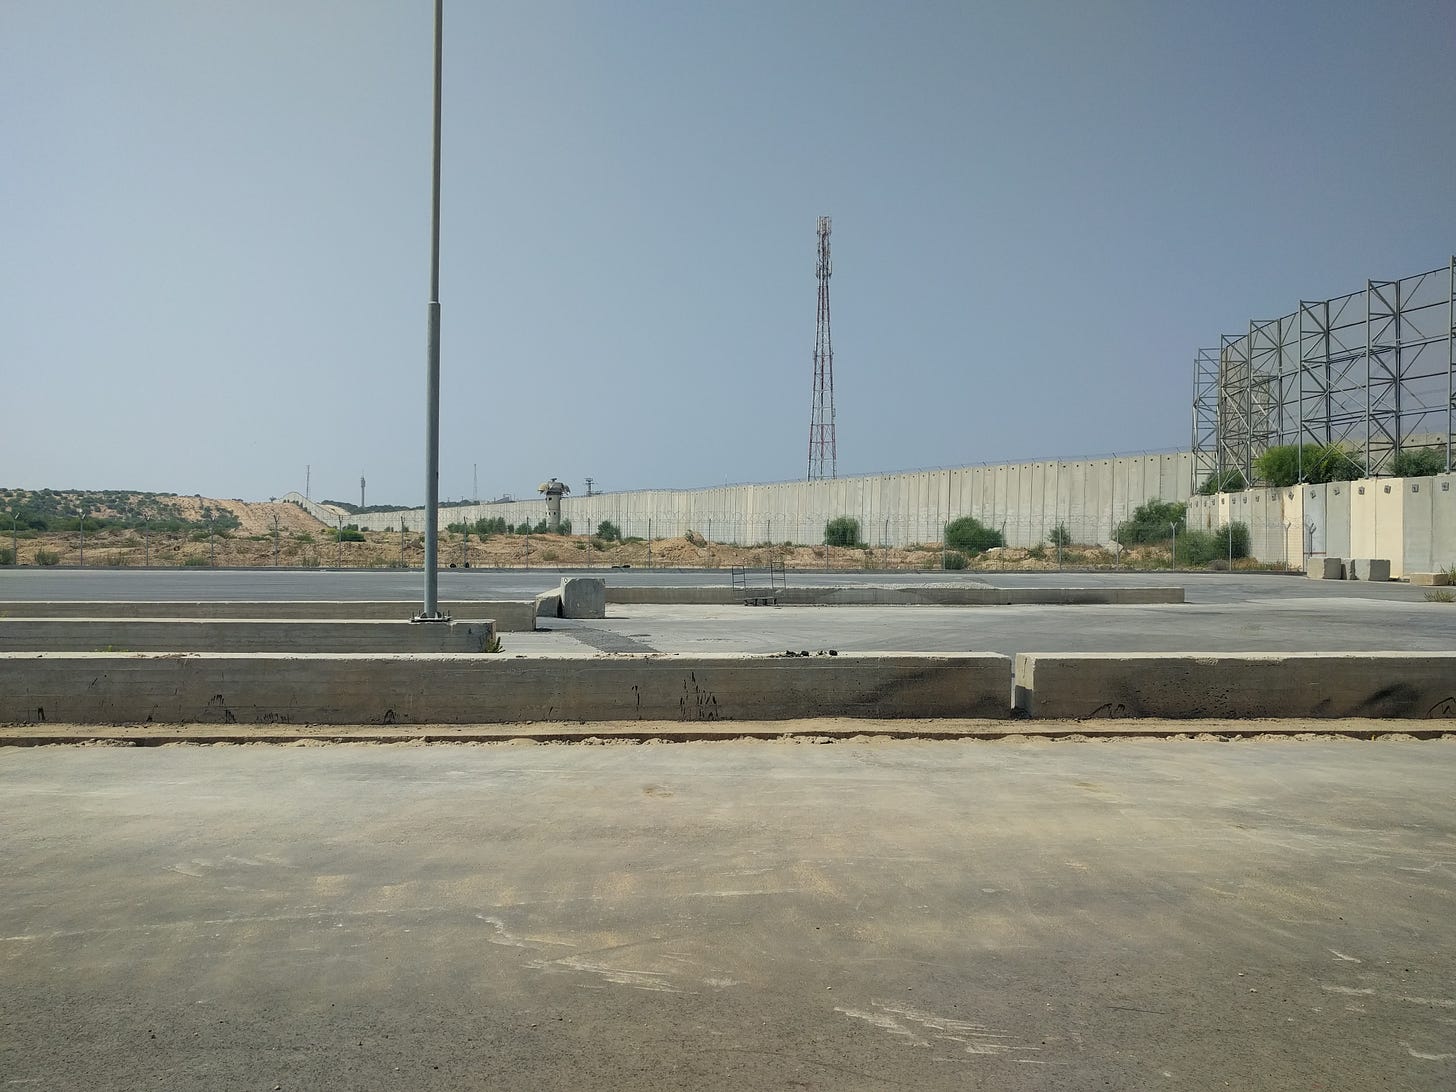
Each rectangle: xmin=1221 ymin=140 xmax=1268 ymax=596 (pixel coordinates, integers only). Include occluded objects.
xmin=3 ymin=740 xmax=1454 ymax=1091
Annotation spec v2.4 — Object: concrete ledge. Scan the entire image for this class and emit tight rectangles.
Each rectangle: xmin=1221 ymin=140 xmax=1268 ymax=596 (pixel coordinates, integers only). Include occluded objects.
xmin=605 ymin=585 xmax=1183 ymax=606
xmin=1014 ymin=652 xmax=1456 ymax=719
xmin=1410 ymin=572 xmax=1451 ymax=586
xmin=0 ymin=652 xmax=1013 ymax=725
xmin=0 ymin=619 xmax=495 ymax=654
xmin=0 ymin=600 xmax=538 ymax=631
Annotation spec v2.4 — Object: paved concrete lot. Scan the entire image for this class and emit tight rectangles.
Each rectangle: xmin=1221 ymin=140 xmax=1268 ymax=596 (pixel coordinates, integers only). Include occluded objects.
xmin=541 ymin=596 xmax=1456 ymax=656
xmin=3 ymin=740 xmax=1453 ymax=1090
xmin=5 ymin=568 xmax=1450 ymax=657
xmin=0 ymin=566 xmax=1437 ymax=604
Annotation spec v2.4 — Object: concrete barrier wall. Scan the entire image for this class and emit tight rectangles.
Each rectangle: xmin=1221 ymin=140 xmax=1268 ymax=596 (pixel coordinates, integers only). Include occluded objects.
xmin=299 ymin=451 xmax=1195 ymax=548
xmin=0 ymin=652 xmax=1013 ymax=725
xmin=0 ymin=601 xmax=538 ymax=631
xmin=1014 ymin=652 xmax=1456 ymax=719
xmin=0 ymin=620 xmax=496 ymax=654
xmin=606 ymin=586 xmax=1184 ymax=606
xmin=1186 ymin=472 xmax=1456 ymax=577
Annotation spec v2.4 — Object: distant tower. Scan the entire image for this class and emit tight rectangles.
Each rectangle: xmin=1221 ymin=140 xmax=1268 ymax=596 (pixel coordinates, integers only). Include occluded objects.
xmin=807 ymin=216 xmax=836 ymax=480
xmin=360 ymin=475 xmax=366 ymax=510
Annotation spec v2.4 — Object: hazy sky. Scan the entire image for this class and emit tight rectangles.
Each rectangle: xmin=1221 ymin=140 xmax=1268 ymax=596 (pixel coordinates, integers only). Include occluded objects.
xmin=4 ymin=1 xmax=1454 ymax=505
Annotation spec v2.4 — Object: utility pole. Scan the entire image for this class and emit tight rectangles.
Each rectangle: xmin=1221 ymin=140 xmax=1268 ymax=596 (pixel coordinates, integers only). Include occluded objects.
xmin=306 ymin=464 xmax=311 ymax=501
xmin=360 ymin=474 xmax=366 ymax=510
xmin=418 ymin=0 xmax=446 ymax=621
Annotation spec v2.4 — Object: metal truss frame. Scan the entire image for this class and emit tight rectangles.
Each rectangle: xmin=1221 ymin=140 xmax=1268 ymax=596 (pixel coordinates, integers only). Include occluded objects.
xmin=1191 ymin=348 xmax=1220 ymax=492
xmin=1196 ymin=257 xmax=1456 ymax=484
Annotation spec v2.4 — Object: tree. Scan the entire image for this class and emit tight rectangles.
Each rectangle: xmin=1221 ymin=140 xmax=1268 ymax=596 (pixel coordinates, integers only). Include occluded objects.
xmin=1048 ymin=523 xmax=1072 ymax=547
xmin=944 ymin=516 xmax=1003 ymax=554
xmin=824 ymin=516 xmax=862 ymax=547
xmin=595 ymin=520 xmax=621 ymax=542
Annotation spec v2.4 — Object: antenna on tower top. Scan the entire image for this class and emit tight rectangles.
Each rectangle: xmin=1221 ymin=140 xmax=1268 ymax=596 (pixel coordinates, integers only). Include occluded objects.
xmin=807 ymin=216 xmax=837 ymax=480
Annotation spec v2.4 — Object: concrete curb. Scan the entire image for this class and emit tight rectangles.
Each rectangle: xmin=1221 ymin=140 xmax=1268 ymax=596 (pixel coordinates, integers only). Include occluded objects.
xmin=0 ymin=652 xmax=1011 ymax=726
xmin=1014 ymin=652 xmax=1456 ymax=719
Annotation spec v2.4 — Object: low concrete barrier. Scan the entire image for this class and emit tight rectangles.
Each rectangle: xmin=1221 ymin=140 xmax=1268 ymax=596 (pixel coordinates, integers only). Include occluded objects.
xmin=0 ymin=600 xmax=538 ymax=631
xmin=1349 ymin=558 xmax=1391 ymax=582
xmin=0 ymin=652 xmax=1012 ymax=725
xmin=1014 ymin=652 xmax=1456 ymax=719
xmin=1410 ymin=572 xmax=1450 ymax=587
xmin=1307 ymin=558 xmax=1344 ymax=580
xmin=0 ymin=619 xmax=495 ymax=654
xmin=606 ymin=585 xmax=1184 ymax=606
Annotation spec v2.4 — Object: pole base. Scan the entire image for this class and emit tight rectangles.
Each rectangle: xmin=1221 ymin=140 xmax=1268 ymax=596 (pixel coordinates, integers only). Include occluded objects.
xmin=411 ymin=612 xmax=451 ymax=624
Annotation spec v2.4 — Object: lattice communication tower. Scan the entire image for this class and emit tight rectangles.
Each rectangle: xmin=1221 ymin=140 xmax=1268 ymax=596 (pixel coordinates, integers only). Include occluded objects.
xmin=807 ymin=216 xmax=837 ymax=480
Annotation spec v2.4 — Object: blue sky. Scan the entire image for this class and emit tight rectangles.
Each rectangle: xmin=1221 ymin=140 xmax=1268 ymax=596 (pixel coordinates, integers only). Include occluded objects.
xmin=3 ymin=1 xmax=1454 ymax=505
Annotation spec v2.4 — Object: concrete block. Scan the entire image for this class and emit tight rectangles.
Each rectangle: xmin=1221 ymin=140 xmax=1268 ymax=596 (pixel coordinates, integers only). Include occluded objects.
xmin=1306 ymin=557 xmax=1344 ymax=580
xmin=1349 ymin=558 xmax=1390 ymax=582
xmin=534 ymin=591 xmax=562 ymax=618
xmin=1409 ymin=572 xmax=1451 ymax=586
xmin=0 ymin=652 xmax=1015 ymax=725
xmin=1013 ymin=652 xmax=1456 ymax=719
xmin=559 ymin=578 xmax=606 ymax=619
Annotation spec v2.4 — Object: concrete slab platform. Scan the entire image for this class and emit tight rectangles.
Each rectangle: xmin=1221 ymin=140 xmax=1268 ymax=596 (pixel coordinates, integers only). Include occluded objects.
xmin=0 ymin=599 xmax=539 ymax=630
xmin=0 ymin=618 xmax=496 ymax=654
xmin=3 ymin=740 xmax=1453 ymax=1090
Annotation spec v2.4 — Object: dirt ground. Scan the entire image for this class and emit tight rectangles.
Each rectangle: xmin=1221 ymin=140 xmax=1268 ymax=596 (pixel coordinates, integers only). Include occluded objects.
xmin=5 ymin=496 xmax=1276 ymax=572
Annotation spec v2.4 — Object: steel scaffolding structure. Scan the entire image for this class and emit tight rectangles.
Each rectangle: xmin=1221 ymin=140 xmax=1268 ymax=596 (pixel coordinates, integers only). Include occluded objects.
xmin=1195 ymin=257 xmax=1456 ymax=489
xmin=1191 ymin=347 xmax=1219 ymax=490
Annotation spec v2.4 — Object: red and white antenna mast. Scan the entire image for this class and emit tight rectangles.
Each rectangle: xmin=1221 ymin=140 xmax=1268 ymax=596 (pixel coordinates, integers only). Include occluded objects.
xmin=807 ymin=215 xmax=837 ymax=480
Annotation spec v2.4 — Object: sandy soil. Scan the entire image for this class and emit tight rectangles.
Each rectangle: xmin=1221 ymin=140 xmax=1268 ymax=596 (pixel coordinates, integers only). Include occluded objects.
xmin=5 ymin=495 xmax=1272 ymax=572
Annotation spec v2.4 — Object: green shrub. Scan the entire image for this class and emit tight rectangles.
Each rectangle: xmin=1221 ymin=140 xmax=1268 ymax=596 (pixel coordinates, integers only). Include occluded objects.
xmin=942 ymin=550 xmax=967 ymax=570
xmin=328 ymin=527 xmax=365 ymax=542
xmin=944 ymin=516 xmax=1002 ymax=554
xmin=1026 ymin=544 xmax=1046 ymax=560
xmin=1391 ymin=448 xmax=1447 ymax=477
xmin=34 ymin=548 xmax=60 ymax=566
xmin=0 ymin=546 xmax=14 ymax=565
xmin=558 ymin=519 xmax=572 ymax=535
xmin=1198 ymin=470 xmax=1247 ymax=494
xmin=1254 ymin=443 xmax=1365 ymax=486
xmin=181 ymin=554 xmax=210 ymax=567
xmin=1173 ymin=530 xmax=1220 ymax=566
xmin=824 ymin=516 xmax=863 ymax=547
xmin=1114 ymin=500 xmax=1187 ymax=546
xmin=1177 ymin=522 xmax=1251 ymax=565
xmin=1049 ymin=523 xmax=1072 ymax=547
xmin=1217 ymin=521 xmax=1251 ymax=559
